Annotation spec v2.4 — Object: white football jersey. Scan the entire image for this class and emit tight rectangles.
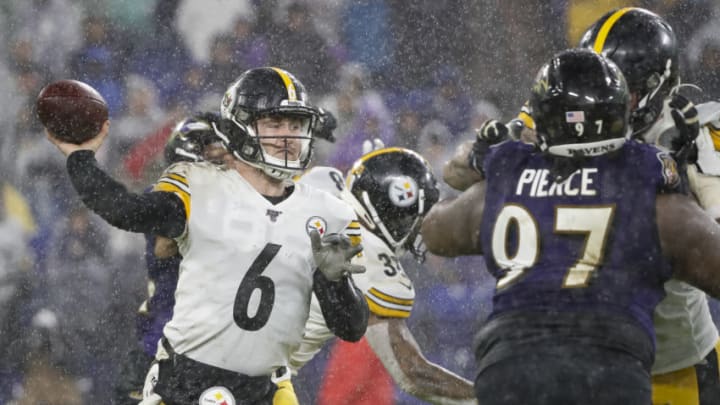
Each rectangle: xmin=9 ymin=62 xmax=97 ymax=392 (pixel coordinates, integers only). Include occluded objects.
xmin=152 ymin=162 xmax=360 ymax=376
xmin=289 ymin=167 xmax=416 ymax=372
xmin=645 ymin=100 xmax=720 ymax=374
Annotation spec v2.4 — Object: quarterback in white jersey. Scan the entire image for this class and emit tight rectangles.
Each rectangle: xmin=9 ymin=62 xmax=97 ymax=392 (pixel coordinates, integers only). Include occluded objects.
xmin=293 ymin=148 xmax=477 ymax=404
xmin=158 ymin=160 xmax=361 ymax=375
xmin=48 ymin=67 xmax=369 ymax=405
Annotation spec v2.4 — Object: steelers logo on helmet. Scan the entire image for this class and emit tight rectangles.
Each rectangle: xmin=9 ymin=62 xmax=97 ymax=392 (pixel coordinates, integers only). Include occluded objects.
xmin=216 ymin=67 xmax=321 ymax=180
xmin=388 ymin=176 xmax=418 ymax=208
xmin=306 ymin=216 xmax=328 ymax=236
xmin=199 ymin=386 xmax=236 ymax=405
xmin=343 ymin=147 xmax=440 ymax=261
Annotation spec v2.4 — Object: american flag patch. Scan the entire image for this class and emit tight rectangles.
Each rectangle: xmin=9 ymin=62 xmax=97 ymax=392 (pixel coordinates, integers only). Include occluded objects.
xmin=565 ymin=111 xmax=585 ymax=123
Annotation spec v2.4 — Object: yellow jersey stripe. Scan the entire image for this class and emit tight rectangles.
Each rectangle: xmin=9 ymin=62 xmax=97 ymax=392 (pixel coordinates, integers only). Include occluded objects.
xmin=368 ymin=287 xmax=414 ymax=306
xmin=348 ymin=235 xmax=362 ymax=248
xmin=709 ymin=127 xmax=720 ymax=151
xmin=158 ymin=177 xmax=190 ymax=194
xmin=271 ymin=67 xmax=297 ymax=102
xmin=167 ymin=173 xmax=188 ymax=186
xmin=593 ymin=7 xmax=635 ymax=53
xmin=154 ymin=183 xmax=191 ymax=217
xmin=366 ymin=298 xmax=411 ymax=319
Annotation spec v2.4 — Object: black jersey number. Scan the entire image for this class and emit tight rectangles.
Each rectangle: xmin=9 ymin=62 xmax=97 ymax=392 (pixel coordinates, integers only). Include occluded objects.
xmin=378 ymin=253 xmax=399 ymax=276
xmin=233 ymin=243 xmax=280 ymax=331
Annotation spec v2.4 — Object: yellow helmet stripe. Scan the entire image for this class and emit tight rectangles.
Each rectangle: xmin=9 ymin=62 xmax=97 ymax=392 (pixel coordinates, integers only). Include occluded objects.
xmin=270 ymin=67 xmax=297 ymax=102
xmin=360 ymin=146 xmax=406 ymax=163
xmin=593 ymin=7 xmax=635 ymax=53
xmin=348 ymin=147 xmax=405 ymax=181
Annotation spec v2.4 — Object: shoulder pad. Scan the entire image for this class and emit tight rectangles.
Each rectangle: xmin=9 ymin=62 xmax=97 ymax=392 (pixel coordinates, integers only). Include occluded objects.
xmin=297 ymin=166 xmax=345 ymax=198
xmin=696 ymin=101 xmax=720 ymax=127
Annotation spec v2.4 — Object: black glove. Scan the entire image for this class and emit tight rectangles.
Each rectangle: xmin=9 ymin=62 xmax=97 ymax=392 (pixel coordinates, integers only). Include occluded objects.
xmin=668 ymin=94 xmax=699 ymax=163
xmin=314 ymin=108 xmax=338 ymax=143
xmin=467 ymin=119 xmax=509 ymax=176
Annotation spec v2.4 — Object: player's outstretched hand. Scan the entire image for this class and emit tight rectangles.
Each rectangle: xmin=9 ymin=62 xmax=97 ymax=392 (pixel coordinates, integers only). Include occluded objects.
xmin=468 ymin=119 xmax=509 ymax=176
xmin=310 ymin=230 xmax=365 ymax=281
xmin=362 ymin=138 xmax=385 ymax=155
xmin=669 ymin=94 xmax=699 ymax=162
xmin=46 ymin=119 xmax=110 ymax=156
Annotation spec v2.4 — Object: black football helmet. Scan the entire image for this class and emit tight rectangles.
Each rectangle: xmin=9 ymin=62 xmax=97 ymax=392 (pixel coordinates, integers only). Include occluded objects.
xmin=165 ymin=113 xmax=222 ymax=164
xmin=530 ymin=48 xmax=630 ymax=162
xmin=345 ymin=147 xmax=440 ymax=259
xmin=217 ymin=67 xmax=320 ymax=180
xmin=578 ymin=7 xmax=679 ymax=135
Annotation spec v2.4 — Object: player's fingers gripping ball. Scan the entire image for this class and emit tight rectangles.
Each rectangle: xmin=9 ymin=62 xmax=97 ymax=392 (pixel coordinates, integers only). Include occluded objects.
xmin=310 ymin=230 xmax=365 ymax=281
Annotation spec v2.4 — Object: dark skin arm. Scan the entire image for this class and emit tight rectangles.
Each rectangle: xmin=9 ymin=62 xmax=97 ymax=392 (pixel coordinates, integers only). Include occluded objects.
xmin=154 ymin=236 xmax=179 ymax=258
xmin=365 ymin=315 xmax=476 ymax=403
xmin=443 ymin=140 xmax=484 ymax=192
xmin=421 ymin=181 xmax=487 ymax=257
xmin=657 ymin=193 xmax=720 ymax=298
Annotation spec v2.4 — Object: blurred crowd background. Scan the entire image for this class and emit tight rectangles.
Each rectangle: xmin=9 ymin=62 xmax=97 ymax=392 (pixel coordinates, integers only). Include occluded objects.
xmin=1 ymin=0 xmax=720 ymax=403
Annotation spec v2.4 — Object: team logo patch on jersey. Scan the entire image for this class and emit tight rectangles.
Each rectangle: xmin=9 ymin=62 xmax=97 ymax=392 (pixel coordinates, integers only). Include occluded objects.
xmin=657 ymin=152 xmax=680 ymax=188
xmin=306 ymin=216 xmax=328 ymax=236
xmin=388 ymin=176 xmax=418 ymax=207
xmin=199 ymin=386 xmax=235 ymax=405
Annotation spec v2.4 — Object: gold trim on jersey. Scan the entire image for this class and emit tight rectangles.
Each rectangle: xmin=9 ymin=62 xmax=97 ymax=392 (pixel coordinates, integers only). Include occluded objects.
xmin=708 ymin=126 xmax=720 ymax=151
xmin=154 ymin=180 xmax=191 ymax=217
xmin=366 ymin=297 xmax=412 ymax=318
xmin=366 ymin=287 xmax=413 ymax=318
xmin=167 ymin=173 xmax=188 ymax=186
xmin=593 ymin=7 xmax=635 ymax=53
xmin=651 ymin=364 xmax=700 ymax=405
xmin=368 ymin=287 xmax=413 ymax=306
xmin=345 ymin=220 xmax=362 ymax=247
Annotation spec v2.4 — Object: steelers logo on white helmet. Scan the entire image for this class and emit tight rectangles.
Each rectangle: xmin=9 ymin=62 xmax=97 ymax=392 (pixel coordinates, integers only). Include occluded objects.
xmin=388 ymin=176 xmax=418 ymax=207
xmin=199 ymin=386 xmax=236 ymax=405
xmin=306 ymin=216 xmax=328 ymax=236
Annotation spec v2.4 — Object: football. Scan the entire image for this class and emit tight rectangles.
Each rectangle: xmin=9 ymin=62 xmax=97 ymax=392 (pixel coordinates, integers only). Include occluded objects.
xmin=36 ymin=79 xmax=109 ymax=144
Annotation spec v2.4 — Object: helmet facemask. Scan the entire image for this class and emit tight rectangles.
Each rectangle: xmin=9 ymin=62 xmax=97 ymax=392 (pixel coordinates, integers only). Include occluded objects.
xmin=218 ymin=67 xmax=320 ymax=180
xmin=225 ymin=112 xmax=314 ymax=180
xmin=630 ymin=58 xmax=680 ymax=137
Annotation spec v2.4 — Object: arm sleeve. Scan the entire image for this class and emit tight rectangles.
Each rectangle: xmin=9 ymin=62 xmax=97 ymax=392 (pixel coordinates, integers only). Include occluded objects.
xmin=66 ymin=150 xmax=186 ymax=237
xmin=312 ymin=270 xmax=369 ymax=342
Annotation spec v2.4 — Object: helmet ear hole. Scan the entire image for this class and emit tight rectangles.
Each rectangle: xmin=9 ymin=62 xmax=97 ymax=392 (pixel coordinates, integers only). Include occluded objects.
xmin=646 ymin=72 xmax=661 ymax=91
xmin=241 ymin=142 xmax=259 ymax=158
